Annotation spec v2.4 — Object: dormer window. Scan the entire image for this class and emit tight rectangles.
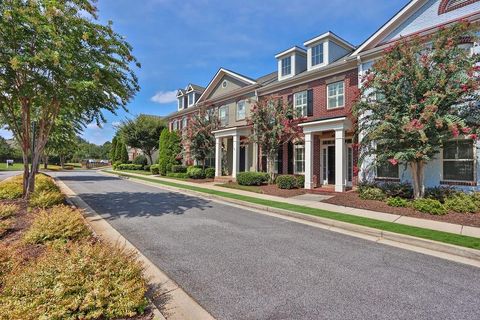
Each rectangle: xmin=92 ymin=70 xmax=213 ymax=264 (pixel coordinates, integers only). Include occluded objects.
xmin=281 ymin=56 xmax=292 ymax=76
xmin=311 ymin=43 xmax=324 ymax=66
xmin=188 ymin=92 xmax=195 ymax=107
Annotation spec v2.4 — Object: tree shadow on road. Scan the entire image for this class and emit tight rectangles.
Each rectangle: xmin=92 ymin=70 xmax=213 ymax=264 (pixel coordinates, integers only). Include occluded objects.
xmin=54 ymin=174 xmax=120 ymax=182
xmin=78 ymin=191 xmax=214 ymax=220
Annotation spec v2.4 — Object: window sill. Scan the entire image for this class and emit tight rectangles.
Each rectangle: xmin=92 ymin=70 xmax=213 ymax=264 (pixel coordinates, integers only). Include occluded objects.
xmin=326 ymin=106 xmax=345 ymax=111
xmin=440 ymin=180 xmax=477 ymax=186
xmin=375 ymin=177 xmax=400 ymax=182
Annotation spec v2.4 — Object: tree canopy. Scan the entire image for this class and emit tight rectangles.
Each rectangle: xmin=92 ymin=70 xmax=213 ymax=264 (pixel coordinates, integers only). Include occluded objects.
xmin=354 ymin=21 xmax=480 ymax=198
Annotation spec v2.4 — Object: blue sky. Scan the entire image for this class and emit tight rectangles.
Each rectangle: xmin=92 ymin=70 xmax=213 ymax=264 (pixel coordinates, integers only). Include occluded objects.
xmin=0 ymin=0 xmax=409 ymax=144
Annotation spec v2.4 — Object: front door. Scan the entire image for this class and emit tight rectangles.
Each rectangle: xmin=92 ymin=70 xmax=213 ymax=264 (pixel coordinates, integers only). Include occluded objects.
xmin=239 ymin=146 xmax=246 ymax=172
xmin=327 ymin=146 xmax=336 ymax=184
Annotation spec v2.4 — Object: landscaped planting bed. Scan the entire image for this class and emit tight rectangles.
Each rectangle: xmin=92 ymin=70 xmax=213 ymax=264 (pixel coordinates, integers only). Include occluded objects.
xmin=0 ymin=175 xmax=153 ymax=320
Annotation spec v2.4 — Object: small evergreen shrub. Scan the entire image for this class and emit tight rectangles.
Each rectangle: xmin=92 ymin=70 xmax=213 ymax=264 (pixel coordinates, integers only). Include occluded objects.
xmin=205 ymin=167 xmax=215 ymax=179
xmin=276 ymin=175 xmax=298 ymax=189
xmin=0 ymin=203 xmax=19 ymax=219
xmin=386 ymin=197 xmax=409 ymax=207
xmin=412 ymin=198 xmax=446 ymax=215
xmin=295 ymin=175 xmax=305 ymax=188
xmin=112 ymin=160 xmax=122 ymax=170
xmin=0 ymin=242 xmax=148 ymax=320
xmin=115 ymin=164 xmax=144 ymax=171
xmin=379 ymin=182 xmax=413 ymax=199
xmin=166 ymin=172 xmax=189 ymax=179
xmin=23 ymin=205 xmax=91 ymax=244
xmin=188 ymin=167 xmax=206 ymax=179
xmin=133 ymin=155 xmax=148 ymax=166
xmin=425 ymin=186 xmax=458 ymax=203
xmin=29 ymin=190 xmax=65 ymax=209
xmin=0 ymin=179 xmax=23 ymax=200
xmin=172 ymin=165 xmax=188 ymax=173
xmin=35 ymin=174 xmax=59 ymax=193
xmin=237 ymin=172 xmax=269 ymax=186
xmin=444 ymin=193 xmax=479 ymax=213
xmin=143 ymin=164 xmax=151 ymax=172
xmin=150 ymin=164 xmax=160 ymax=175
xmin=359 ymin=187 xmax=386 ymax=201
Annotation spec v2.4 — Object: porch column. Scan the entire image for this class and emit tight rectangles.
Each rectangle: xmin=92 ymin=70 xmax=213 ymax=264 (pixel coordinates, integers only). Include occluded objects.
xmin=252 ymin=142 xmax=258 ymax=171
xmin=335 ymin=128 xmax=346 ymax=192
xmin=215 ymin=137 xmax=222 ymax=177
xmin=232 ymin=134 xmax=240 ymax=178
xmin=304 ymin=132 xmax=313 ymax=190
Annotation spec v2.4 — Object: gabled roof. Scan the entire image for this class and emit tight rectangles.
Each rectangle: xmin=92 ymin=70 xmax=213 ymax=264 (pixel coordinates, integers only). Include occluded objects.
xmin=186 ymin=83 xmax=205 ymax=93
xmin=197 ymin=68 xmax=257 ymax=103
xmin=176 ymin=89 xmax=185 ymax=97
xmin=303 ymin=31 xmax=356 ymax=50
xmin=274 ymin=46 xmax=307 ymax=59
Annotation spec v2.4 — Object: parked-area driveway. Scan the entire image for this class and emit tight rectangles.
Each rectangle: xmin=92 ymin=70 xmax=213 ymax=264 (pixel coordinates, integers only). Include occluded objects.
xmin=52 ymin=170 xmax=480 ymax=320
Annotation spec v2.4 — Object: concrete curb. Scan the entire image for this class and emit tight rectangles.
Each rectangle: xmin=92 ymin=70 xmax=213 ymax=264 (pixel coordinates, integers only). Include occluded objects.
xmin=54 ymin=177 xmax=215 ymax=320
xmin=104 ymin=171 xmax=480 ymax=268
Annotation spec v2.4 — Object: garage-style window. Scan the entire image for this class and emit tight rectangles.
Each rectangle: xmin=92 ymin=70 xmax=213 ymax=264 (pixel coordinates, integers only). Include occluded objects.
xmin=443 ymin=140 xmax=475 ymax=181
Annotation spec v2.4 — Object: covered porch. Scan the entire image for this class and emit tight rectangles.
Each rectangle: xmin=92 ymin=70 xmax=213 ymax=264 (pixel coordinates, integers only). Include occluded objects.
xmin=213 ymin=126 xmax=257 ymax=180
xmin=299 ymin=117 xmax=355 ymax=192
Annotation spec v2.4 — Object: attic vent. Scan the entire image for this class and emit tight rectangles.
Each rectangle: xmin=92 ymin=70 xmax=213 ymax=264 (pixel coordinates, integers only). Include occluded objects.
xmin=222 ymin=80 xmax=228 ymax=88
xmin=439 ymin=0 xmax=479 ymax=14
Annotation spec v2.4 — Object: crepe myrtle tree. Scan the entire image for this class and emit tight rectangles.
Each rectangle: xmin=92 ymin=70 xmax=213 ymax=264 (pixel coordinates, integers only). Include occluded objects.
xmin=183 ymin=107 xmax=220 ymax=169
xmin=354 ymin=21 xmax=480 ymax=199
xmin=249 ymin=96 xmax=304 ymax=182
xmin=0 ymin=0 xmax=139 ymax=198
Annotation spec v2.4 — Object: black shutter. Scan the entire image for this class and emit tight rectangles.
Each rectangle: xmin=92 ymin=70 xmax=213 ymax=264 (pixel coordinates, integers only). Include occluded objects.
xmin=261 ymin=155 xmax=267 ymax=172
xmin=287 ymin=142 xmax=294 ymax=174
xmin=277 ymin=146 xmax=284 ymax=175
xmin=307 ymin=89 xmax=313 ymax=117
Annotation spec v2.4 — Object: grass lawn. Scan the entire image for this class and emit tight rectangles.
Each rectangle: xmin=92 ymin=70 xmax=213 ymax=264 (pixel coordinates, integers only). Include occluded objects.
xmin=116 ymin=169 xmax=152 ymax=176
xmin=0 ymin=163 xmax=23 ymax=171
xmin=217 ymin=182 xmax=263 ymax=194
xmin=106 ymin=170 xmax=480 ymax=250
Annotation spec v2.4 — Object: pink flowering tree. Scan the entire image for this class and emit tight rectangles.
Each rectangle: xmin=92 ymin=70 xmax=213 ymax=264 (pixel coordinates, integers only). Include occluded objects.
xmin=249 ymin=96 xmax=303 ymax=182
xmin=354 ymin=21 xmax=480 ymax=198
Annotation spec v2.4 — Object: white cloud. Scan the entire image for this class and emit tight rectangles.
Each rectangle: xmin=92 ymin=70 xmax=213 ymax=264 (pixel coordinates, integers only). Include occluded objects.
xmin=86 ymin=123 xmax=103 ymax=130
xmin=111 ymin=121 xmax=121 ymax=127
xmin=151 ymin=90 xmax=177 ymax=104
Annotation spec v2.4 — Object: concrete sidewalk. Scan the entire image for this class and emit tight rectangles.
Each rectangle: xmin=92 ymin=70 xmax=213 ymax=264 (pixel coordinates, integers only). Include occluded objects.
xmin=110 ymin=170 xmax=480 ymax=239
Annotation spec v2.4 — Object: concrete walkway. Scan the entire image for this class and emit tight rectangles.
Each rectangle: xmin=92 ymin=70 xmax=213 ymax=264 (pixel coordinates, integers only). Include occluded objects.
xmin=112 ymin=171 xmax=480 ymax=239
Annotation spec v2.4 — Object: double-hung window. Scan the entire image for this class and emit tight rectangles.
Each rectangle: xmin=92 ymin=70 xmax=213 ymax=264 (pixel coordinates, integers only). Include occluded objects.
xmin=376 ymin=161 xmax=399 ymax=179
xmin=294 ymin=91 xmax=308 ymax=117
xmin=182 ymin=117 xmax=187 ymax=129
xmin=327 ymin=81 xmax=345 ymax=109
xmin=294 ymin=144 xmax=305 ymax=174
xmin=443 ymin=140 xmax=475 ymax=182
xmin=219 ymin=106 xmax=228 ymax=127
xmin=311 ymin=43 xmax=324 ymax=66
xmin=236 ymin=100 xmax=246 ymax=121
xmin=188 ymin=92 xmax=195 ymax=107
xmin=281 ymin=56 xmax=291 ymax=76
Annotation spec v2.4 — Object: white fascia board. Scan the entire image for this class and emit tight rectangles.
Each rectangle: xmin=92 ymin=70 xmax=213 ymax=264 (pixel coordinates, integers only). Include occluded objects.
xmin=304 ymin=32 xmax=355 ymax=50
xmin=197 ymin=68 xmax=256 ymax=103
xmin=275 ymin=46 xmax=307 ymax=59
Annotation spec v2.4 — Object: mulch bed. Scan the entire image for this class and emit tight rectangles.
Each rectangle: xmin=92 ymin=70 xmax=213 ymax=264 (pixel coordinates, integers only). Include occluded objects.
xmin=260 ymin=184 xmax=307 ymax=197
xmin=323 ymin=192 xmax=480 ymax=228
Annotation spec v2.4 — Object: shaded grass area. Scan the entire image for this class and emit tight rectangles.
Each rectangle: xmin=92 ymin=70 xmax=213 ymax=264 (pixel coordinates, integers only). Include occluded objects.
xmin=0 ymin=163 xmax=23 ymax=171
xmin=216 ymin=182 xmax=264 ymax=194
xmin=107 ymin=170 xmax=480 ymax=250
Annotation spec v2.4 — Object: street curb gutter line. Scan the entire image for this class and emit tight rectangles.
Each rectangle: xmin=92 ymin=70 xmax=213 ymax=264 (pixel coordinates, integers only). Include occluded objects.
xmin=103 ymin=171 xmax=480 ymax=268
xmin=54 ymin=177 xmax=215 ymax=320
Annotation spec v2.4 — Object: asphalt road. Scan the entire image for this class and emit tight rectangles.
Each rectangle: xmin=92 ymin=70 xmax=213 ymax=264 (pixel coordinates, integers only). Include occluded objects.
xmin=53 ymin=171 xmax=480 ymax=320
xmin=0 ymin=170 xmax=21 ymax=181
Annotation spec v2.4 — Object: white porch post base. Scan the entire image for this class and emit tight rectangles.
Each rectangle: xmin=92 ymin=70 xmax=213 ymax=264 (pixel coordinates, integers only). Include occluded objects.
xmin=232 ymin=134 xmax=240 ymax=178
xmin=215 ymin=137 xmax=222 ymax=177
xmin=304 ymin=133 xmax=313 ymax=189
xmin=335 ymin=129 xmax=345 ymax=192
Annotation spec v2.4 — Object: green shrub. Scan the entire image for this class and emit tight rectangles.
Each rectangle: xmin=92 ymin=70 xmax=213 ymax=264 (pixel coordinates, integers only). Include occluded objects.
xmin=172 ymin=165 xmax=187 ymax=173
xmin=112 ymin=160 xmax=122 ymax=170
xmin=386 ymin=197 xmax=409 ymax=207
xmin=295 ymin=175 xmax=305 ymax=188
xmin=0 ymin=179 xmax=23 ymax=200
xmin=205 ymin=167 xmax=215 ymax=179
xmin=29 ymin=190 xmax=65 ymax=209
xmin=237 ymin=172 xmax=269 ymax=186
xmin=166 ymin=172 xmax=189 ymax=179
xmin=0 ymin=242 xmax=148 ymax=320
xmin=412 ymin=198 xmax=447 ymax=215
xmin=187 ymin=167 xmax=205 ymax=179
xmin=133 ymin=155 xmax=148 ymax=166
xmin=115 ymin=164 xmax=143 ymax=171
xmin=425 ymin=186 xmax=458 ymax=203
xmin=359 ymin=187 xmax=386 ymax=201
xmin=35 ymin=174 xmax=59 ymax=193
xmin=444 ymin=193 xmax=479 ymax=213
xmin=379 ymin=182 xmax=413 ymax=199
xmin=150 ymin=164 xmax=160 ymax=175
xmin=0 ymin=203 xmax=19 ymax=219
xmin=23 ymin=205 xmax=91 ymax=244
xmin=143 ymin=164 xmax=151 ymax=172
xmin=276 ymin=175 xmax=298 ymax=189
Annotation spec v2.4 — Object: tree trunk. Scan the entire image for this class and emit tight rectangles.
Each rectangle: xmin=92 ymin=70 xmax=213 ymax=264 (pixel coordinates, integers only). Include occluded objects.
xmin=60 ymin=155 xmax=65 ymax=169
xmin=410 ymin=161 xmax=425 ymax=199
xmin=267 ymin=156 xmax=276 ymax=184
xmin=145 ymin=152 xmax=153 ymax=165
xmin=43 ymin=155 xmax=48 ymax=170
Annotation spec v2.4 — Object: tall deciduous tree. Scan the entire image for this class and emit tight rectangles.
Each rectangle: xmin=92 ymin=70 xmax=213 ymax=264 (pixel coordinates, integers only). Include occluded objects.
xmin=184 ymin=108 xmax=220 ymax=169
xmin=0 ymin=0 xmax=139 ymax=197
xmin=119 ymin=114 xmax=165 ymax=164
xmin=354 ymin=22 xmax=480 ymax=199
xmin=249 ymin=96 xmax=303 ymax=182
xmin=43 ymin=117 xmax=81 ymax=169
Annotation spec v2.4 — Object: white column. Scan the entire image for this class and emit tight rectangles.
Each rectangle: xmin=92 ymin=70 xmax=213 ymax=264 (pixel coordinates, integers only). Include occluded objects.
xmin=245 ymin=144 xmax=249 ymax=172
xmin=232 ymin=134 xmax=240 ymax=178
xmin=215 ymin=137 xmax=222 ymax=177
xmin=335 ymin=128 xmax=346 ymax=192
xmin=304 ymin=132 xmax=313 ymax=190
xmin=252 ymin=142 xmax=258 ymax=171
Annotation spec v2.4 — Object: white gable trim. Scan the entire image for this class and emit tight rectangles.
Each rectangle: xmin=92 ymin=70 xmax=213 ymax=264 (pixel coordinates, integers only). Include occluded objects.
xmin=352 ymin=0 xmax=425 ymax=56
xmin=304 ymin=31 xmax=355 ymax=50
xmin=197 ymin=68 xmax=256 ymax=103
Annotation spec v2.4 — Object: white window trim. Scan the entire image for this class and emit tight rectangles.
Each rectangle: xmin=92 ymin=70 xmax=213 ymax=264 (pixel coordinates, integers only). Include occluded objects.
xmin=219 ymin=105 xmax=228 ymax=126
xmin=281 ymin=56 xmax=292 ymax=76
xmin=327 ymin=81 xmax=345 ymax=110
xmin=441 ymin=139 xmax=477 ymax=183
xmin=311 ymin=43 xmax=324 ymax=66
xmin=294 ymin=144 xmax=305 ymax=174
xmin=188 ymin=92 xmax=195 ymax=107
xmin=182 ymin=117 xmax=188 ymax=129
xmin=294 ymin=91 xmax=308 ymax=117
xmin=307 ymin=41 xmax=328 ymax=71
xmin=236 ymin=100 xmax=246 ymax=121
